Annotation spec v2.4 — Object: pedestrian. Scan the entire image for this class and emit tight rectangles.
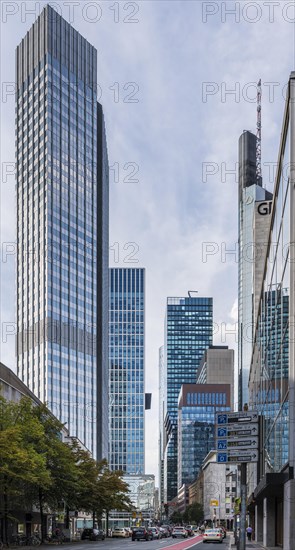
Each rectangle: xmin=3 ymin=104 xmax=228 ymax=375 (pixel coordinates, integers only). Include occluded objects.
xmin=246 ymin=526 xmax=253 ymax=541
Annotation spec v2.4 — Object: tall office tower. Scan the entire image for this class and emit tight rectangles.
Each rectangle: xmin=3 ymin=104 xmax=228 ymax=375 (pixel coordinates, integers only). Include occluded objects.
xmin=158 ymin=345 xmax=165 ymax=510
xmin=16 ymin=6 xmax=109 ymax=459
xmin=163 ymin=295 xmax=213 ymax=502
xmin=197 ymin=346 xmax=234 ymax=409
xmin=238 ymin=130 xmax=272 ymax=409
xmin=178 ymin=383 xmax=231 ymax=489
xmin=247 ymin=72 xmax=294 ymax=549
xmin=109 ymin=268 xmax=145 ymax=474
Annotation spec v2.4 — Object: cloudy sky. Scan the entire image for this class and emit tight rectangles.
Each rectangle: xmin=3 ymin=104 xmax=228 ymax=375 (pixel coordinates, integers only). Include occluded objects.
xmin=0 ymin=0 xmax=294 ymax=481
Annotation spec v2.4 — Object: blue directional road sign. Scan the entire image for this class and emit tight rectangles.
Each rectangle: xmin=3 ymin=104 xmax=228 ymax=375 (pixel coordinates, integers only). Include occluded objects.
xmin=217 ymin=439 xmax=227 ymax=450
xmin=217 ymin=414 xmax=228 ymax=424
xmin=217 ymin=427 xmax=227 ymax=438
xmin=217 ymin=453 xmax=227 ymax=463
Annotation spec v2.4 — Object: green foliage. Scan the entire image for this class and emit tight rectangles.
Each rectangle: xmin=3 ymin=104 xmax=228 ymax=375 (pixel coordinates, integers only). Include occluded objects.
xmin=183 ymin=502 xmax=204 ymax=524
xmin=0 ymin=395 xmax=132 ymax=539
xmin=170 ymin=510 xmax=183 ymax=524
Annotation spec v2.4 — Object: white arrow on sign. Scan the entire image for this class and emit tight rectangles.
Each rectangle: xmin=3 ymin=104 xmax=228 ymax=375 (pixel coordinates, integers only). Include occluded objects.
xmin=227 ymin=436 xmax=258 ymax=450
xmin=227 ymin=449 xmax=259 ymax=460
xmin=227 ymin=412 xmax=258 ymax=424
xmin=227 ymin=424 xmax=258 ymax=436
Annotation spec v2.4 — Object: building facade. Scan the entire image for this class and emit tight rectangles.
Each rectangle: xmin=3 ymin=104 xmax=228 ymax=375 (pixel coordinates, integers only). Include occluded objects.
xmin=177 ymin=383 xmax=231 ymax=489
xmin=109 ymin=268 xmax=145 ymax=474
xmin=196 ymin=346 xmax=234 ymax=409
xmin=158 ymin=345 xmax=165 ymax=510
xmin=16 ymin=6 xmax=109 ymax=459
xmin=249 ymin=72 xmax=295 ymax=549
xmin=163 ymin=295 xmax=213 ymax=502
xmin=238 ymin=130 xmax=272 ymax=408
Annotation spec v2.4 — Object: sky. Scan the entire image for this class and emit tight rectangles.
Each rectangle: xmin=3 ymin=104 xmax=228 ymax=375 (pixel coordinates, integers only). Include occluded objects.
xmin=0 ymin=0 xmax=294 ymax=483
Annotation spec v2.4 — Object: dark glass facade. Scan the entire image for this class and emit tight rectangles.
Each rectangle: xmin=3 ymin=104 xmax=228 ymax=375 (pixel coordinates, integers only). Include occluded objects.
xmin=109 ymin=268 xmax=145 ymax=473
xmin=178 ymin=384 xmax=231 ymax=488
xmin=164 ymin=296 xmax=213 ymax=501
xmin=16 ymin=6 xmax=109 ymax=460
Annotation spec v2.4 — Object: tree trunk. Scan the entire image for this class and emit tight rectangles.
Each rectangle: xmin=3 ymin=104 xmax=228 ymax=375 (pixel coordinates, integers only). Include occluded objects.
xmin=39 ymin=488 xmax=45 ymax=543
xmin=65 ymin=507 xmax=70 ymax=530
xmin=92 ymin=510 xmax=95 ymax=528
xmin=106 ymin=511 xmax=109 ymax=537
xmin=3 ymin=483 xmax=8 ymax=545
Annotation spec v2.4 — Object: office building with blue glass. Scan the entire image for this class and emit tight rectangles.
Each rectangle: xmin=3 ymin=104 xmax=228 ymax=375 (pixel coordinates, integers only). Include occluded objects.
xmin=178 ymin=383 xmax=231 ymax=488
xmin=163 ymin=295 xmax=213 ymax=501
xmin=16 ymin=6 xmax=109 ymax=460
xmin=248 ymin=73 xmax=295 ymax=549
xmin=109 ymin=268 xmax=145 ymax=474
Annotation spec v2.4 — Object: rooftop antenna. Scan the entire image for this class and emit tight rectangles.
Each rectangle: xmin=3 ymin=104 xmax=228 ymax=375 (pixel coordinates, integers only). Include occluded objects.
xmin=256 ymin=78 xmax=262 ymax=185
xmin=188 ymin=291 xmax=198 ymax=297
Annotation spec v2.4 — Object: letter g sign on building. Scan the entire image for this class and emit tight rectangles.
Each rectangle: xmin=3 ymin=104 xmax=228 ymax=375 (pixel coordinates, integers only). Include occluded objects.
xmin=257 ymin=201 xmax=272 ymax=215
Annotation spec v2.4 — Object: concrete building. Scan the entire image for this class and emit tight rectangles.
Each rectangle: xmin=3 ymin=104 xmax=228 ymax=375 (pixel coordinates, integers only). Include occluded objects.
xmin=238 ymin=131 xmax=272 ymax=408
xmin=16 ymin=5 xmax=109 ymax=460
xmin=109 ymin=268 xmax=145 ymax=474
xmin=197 ymin=346 xmax=234 ymax=409
xmin=202 ymin=451 xmax=227 ymax=525
xmin=248 ymin=72 xmax=295 ymax=549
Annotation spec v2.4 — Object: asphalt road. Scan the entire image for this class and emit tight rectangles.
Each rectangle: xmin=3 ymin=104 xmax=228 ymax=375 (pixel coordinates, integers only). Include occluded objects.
xmin=40 ymin=534 xmax=230 ymax=550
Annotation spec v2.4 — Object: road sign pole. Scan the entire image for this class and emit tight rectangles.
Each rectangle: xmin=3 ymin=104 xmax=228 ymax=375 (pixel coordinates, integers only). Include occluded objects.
xmin=239 ymin=463 xmax=247 ymax=550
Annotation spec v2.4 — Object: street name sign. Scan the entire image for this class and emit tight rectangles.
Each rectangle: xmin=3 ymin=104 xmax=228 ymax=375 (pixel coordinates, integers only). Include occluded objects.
xmin=217 ymin=424 xmax=258 ymax=438
xmin=217 ymin=449 xmax=259 ymax=464
xmin=217 ymin=436 xmax=258 ymax=451
xmin=216 ymin=410 xmax=259 ymax=463
xmin=216 ymin=411 xmax=258 ymax=425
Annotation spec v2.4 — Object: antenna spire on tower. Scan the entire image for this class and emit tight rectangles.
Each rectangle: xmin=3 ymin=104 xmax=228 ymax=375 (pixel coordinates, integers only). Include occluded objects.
xmin=256 ymin=78 xmax=262 ymax=185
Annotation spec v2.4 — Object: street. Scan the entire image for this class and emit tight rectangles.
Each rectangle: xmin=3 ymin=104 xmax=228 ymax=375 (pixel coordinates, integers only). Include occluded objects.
xmin=40 ymin=535 xmax=230 ymax=550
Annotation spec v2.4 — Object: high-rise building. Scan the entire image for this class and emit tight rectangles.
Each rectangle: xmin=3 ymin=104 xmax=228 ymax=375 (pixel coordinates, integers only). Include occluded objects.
xmin=177 ymin=383 xmax=231 ymax=489
xmin=163 ymin=295 xmax=213 ymax=501
xmin=158 ymin=345 xmax=165 ymax=510
xmin=16 ymin=6 xmax=109 ymax=459
xmin=109 ymin=268 xmax=145 ymax=474
xmin=197 ymin=346 xmax=234 ymax=409
xmin=238 ymin=130 xmax=272 ymax=408
xmin=248 ymin=72 xmax=295 ymax=549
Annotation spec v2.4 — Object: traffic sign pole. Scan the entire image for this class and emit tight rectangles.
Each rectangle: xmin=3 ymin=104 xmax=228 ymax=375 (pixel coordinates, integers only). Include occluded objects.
xmin=240 ymin=463 xmax=247 ymax=550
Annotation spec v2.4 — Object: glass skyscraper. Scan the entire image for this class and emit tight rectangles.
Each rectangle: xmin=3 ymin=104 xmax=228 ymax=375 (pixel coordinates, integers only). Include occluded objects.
xmin=238 ymin=130 xmax=272 ymax=408
xmin=16 ymin=6 xmax=109 ymax=460
xmin=163 ymin=295 xmax=213 ymax=501
xmin=178 ymin=383 xmax=231 ymax=488
xmin=109 ymin=268 xmax=145 ymax=473
xmin=248 ymin=72 xmax=294 ymax=549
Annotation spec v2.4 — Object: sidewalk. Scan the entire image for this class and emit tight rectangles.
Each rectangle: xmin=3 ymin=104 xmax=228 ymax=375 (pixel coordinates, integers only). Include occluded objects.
xmin=229 ymin=532 xmax=279 ymax=550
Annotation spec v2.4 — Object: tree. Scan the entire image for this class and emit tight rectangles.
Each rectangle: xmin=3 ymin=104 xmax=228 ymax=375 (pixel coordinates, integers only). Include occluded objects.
xmin=97 ymin=468 xmax=134 ymax=535
xmin=183 ymin=502 xmax=204 ymax=524
xmin=0 ymin=397 xmax=51 ymax=543
xmin=170 ymin=510 xmax=183 ymax=524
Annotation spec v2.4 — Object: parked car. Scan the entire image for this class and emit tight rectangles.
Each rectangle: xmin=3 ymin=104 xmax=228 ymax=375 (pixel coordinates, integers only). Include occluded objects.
xmin=150 ymin=528 xmax=161 ymax=539
xmin=159 ymin=527 xmax=169 ymax=538
xmin=132 ymin=528 xmax=153 ymax=541
xmin=81 ymin=528 xmax=105 ymax=541
xmin=185 ymin=526 xmax=194 ymax=536
xmin=172 ymin=527 xmax=188 ymax=538
xmin=203 ymin=528 xmax=223 ymax=543
xmin=113 ymin=528 xmax=129 ymax=538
